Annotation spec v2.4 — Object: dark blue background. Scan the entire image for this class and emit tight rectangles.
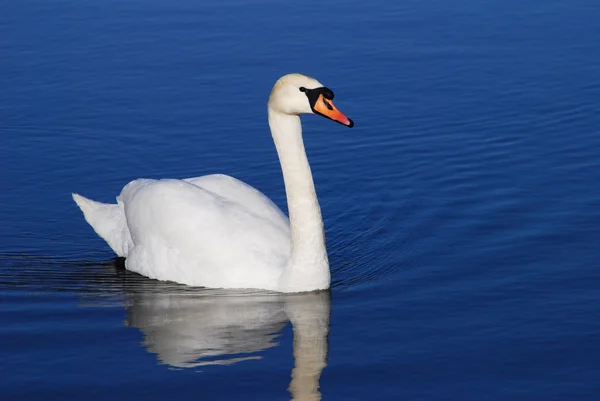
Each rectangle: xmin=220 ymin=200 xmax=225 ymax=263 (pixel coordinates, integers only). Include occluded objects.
xmin=2 ymin=0 xmax=600 ymax=399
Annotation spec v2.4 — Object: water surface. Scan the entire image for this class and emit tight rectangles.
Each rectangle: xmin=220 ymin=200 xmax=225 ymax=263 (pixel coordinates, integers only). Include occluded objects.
xmin=2 ymin=0 xmax=600 ymax=399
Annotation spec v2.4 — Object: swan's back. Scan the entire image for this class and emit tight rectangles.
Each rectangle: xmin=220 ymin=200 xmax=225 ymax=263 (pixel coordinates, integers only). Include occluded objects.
xmin=184 ymin=174 xmax=289 ymax=233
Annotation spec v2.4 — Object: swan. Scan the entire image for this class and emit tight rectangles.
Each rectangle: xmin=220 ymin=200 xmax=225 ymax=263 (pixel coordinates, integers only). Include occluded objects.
xmin=72 ymin=73 xmax=354 ymax=293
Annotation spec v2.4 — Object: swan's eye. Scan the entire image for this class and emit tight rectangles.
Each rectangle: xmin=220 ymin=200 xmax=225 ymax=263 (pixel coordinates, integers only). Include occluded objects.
xmin=323 ymin=99 xmax=334 ymax=111
xmin=299 ymin=87 xmax=306 ymax=92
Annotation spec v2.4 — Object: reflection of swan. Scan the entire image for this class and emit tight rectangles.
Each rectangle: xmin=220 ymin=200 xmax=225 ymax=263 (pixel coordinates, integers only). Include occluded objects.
xmin=72 ymin=73 xmax=353 ymax=293
xmin=124 ymin=282 xmax=330 ymax=400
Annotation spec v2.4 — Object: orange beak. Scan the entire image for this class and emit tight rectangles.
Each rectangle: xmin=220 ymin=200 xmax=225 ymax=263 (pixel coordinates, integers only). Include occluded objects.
xmin=313 ymin=94 xmax=354 ymax=128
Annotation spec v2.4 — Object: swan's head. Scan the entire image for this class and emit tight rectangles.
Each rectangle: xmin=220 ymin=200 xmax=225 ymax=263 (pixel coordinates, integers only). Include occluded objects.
xmin=268 ymin=73 xmax=354 ymax=128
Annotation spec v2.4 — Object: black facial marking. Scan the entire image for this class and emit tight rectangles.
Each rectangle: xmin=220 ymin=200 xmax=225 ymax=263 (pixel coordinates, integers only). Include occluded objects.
xmin=301 ymin=86 xmax=336 ymax=109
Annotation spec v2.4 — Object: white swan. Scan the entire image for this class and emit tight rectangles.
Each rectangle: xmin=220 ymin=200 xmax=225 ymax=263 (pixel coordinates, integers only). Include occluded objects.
xmin=72 ymin=73 xmax=354 ymax=293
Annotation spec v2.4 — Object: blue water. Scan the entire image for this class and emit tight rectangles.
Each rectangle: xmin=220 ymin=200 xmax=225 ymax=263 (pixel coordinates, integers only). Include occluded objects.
xmin=2 ymin=0 xmax=600 ymax=399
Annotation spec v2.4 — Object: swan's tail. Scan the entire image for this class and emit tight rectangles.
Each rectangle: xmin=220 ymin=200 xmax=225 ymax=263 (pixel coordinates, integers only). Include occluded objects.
xmin=72 ymin=193 xmax=132 ymax=258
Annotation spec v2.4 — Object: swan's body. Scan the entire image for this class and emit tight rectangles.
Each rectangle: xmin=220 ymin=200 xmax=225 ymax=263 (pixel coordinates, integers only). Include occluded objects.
xmin=73 ymin=174 xmax=290 ymax=290
xmin=73 ymin=73 xmax=353 ymax=293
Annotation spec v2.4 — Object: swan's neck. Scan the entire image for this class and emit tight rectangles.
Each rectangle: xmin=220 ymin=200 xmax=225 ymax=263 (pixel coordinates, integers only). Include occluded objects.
xmin=268 ymin=109 xmax=330 ymax=292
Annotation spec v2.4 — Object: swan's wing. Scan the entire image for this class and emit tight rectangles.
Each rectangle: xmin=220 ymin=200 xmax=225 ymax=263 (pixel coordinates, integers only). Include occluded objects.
xmin=184 ymin=174 xmax=289 ymax=233
xmin=119 ymin=178 xmax=290 ymax=290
